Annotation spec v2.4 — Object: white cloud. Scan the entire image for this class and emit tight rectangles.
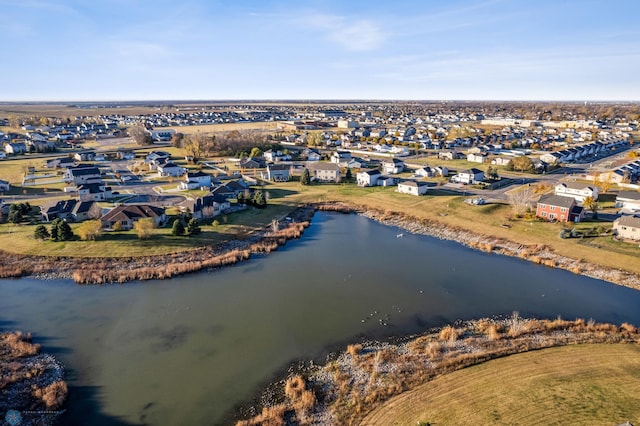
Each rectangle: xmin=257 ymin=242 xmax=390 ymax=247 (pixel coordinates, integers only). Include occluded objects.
xmin=301 ymin=12 xmax=386 ymax=51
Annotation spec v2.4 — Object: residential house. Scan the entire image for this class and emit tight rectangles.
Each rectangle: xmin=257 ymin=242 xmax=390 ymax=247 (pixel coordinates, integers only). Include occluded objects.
xmin=101 ymin=204 xmax=166 ymax=230
xmin=239 ymin=157 xmax=266 ymax=170
xmin=539 ymin=152 xmax=564 ymax=165
xmin=0 ymin=179 xmax=10 ymax=193
xmin=180 ymin=171 xmax=212 ymax=190
xmin=45 ymin=157 xmax=75 ymax=168
xmin=357 ymin=169 xmax=382 ymax=187
xmin=434 ymin=166 xmax=449 ymax=177
xmin=157 ymin=162 xmax=185 ymax=177
xmin=397 ymin=181 xmax=429 ymax=196
xmin=615 ymin=191 xmax=640 ymax=212
xmin=452 ymin=168 xmax=485 ymax=184
xmin=116 ymin=149 xmax=136 ymax=160
xmin=150 ymin=129 xmax=176 ymax=142
xmin=74 ymin=151 xmax=96 ymax=162
xmin=263 ymin=149 xmax=291 ymax=163
xmin=263 ymin=164 xmax=291 ymax=182
xmin=376 ymin=176 xmax=396 ymax=187
xmin=210 ymin=184 xmax=236 ymax=199
xmin=183 ymin=194 xmax=231 ymax=219
xmin=415 ymin=166 xmax=436 ymax=178
xmin=536 ymin=194 xmax=584 ymax=222
xmin=41 ymin=199 xmax=100 ymax=222
xmin=64 ymin=165 xmax=102 ymax=185
xmin=438 ymin=150 xmax=464 ymax=160
xmin=467 ymin=152 xmax=488 ymax=163
xmin=554 ymin=182 xmax=599 ymax=202
xmin=77 ymin=182 xmax=112 ymax=202
xmin=303 ymin=148 xmax=322 ymax=161
xmin=225 ymin=179 xmax=250 ymax=196
xmin=331 ymin=151 xmax=351 ymax=165
xmin=382 ymin=158 xmax=405 ymax=174
xmin=4 ymin=142 xmax=27 ymax=155
xmin=72 ymin=201 xmax=102 ymax=222
xmin=613 ymin=215 xmax=640 ymax=241
xmin=491 ymin=156 xmax=512 ymax=166
xmin=305 ymin=162 xmax=341 ymax=183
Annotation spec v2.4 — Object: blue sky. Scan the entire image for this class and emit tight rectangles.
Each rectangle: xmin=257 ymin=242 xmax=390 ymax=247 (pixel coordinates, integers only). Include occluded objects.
xmin=1 ymin=0 xmax=639 ymax=101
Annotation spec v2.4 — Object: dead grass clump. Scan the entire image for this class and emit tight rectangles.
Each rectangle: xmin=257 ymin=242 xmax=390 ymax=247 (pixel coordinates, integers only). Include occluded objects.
xmin=284 ymin=375 xmax=306 ymax=399
xmin=235 ymin=404 xmax=286 ymax=426
xmin=33 ymin=381 xmax=67 ymax=409
xmin=0 ymin=332 xmax=40 ymax=358
xmin=347 ymin=343 xmax=363 ymax=358
xmin=439 ymin=326 xmax=459 ymax=342
xmin=620 ymin=323 xmax=637 ymax=333
xmin=426 ymin=341 xmax=444 ymax=359
xmin=482 ymin=242 xmax=495 ymax=252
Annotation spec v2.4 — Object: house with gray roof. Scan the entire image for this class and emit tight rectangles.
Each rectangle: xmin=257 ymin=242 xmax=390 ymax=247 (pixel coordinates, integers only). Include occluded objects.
xmin=613 ymin=215 xmax=640 ymax=241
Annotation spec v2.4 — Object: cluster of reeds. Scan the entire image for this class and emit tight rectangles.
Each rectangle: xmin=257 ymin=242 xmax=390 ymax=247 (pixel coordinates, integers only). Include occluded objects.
xmin=0 ymin=331 xmax=40 ymax=358
xmin=32 ymin=381 xmax=68 ymax=409
xmin=237 ymin=375 xmax=316 ymax=426
xmin=72 ymin=249 xmax=252 ymax=284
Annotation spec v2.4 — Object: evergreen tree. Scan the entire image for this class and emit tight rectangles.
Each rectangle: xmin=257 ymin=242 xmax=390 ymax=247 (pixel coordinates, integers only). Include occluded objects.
xmin=187 ymin=218 xmax=201 ymax=236
xmin=57 ymin=220 xmax=74 ymax=241
xmin=345 ymin=167 xmax=352 ymax=181
xmin=301 ymin=168 xmax=311 ymax=185
xmin=172 ymin=218 xmax=185 ymax=236
xmin=50 ymin=219 xmax=60 ymax=241
xmin=8 ymin=207 xmax=23 ymax=224
xmin=34 ymin=224 xmax=50 ymax=240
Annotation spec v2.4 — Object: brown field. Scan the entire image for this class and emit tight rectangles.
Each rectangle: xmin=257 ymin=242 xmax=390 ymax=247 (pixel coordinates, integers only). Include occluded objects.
xmin=361 ymin=343 xmax=640 ymax=426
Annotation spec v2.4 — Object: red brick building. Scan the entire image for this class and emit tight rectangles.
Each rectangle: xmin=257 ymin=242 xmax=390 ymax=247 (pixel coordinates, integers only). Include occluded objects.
xmin=536 ymin=194 xmax=584 ymax=222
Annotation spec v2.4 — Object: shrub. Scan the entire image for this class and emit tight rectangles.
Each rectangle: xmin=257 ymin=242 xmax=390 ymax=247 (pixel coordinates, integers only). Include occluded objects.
xmin=439 ymin=326 xmax=459 ymax=342
xmin=34 ymin=224 xmax=50 ymax=240
xmin=347 ymin=343 xmax=363 ymax=358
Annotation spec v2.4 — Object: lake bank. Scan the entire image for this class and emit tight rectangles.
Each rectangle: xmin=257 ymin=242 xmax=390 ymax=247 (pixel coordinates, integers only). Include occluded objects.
xmin=0 ymin=331 xmax=67 ymax=426
xmin=1 ymin=201 xmax=640 ymax=290
xmin=236 ymin=317 xmax=640 ymax=425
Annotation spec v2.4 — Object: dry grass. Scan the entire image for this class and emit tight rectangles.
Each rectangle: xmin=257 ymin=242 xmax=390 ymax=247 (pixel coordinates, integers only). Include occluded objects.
xmin=286 ymin=316 xmax=640 ymax=426
xmin=33 ymin=381 xmax=68 ymax=409
xmin=361 ymin=344 xmax=640 ymax=426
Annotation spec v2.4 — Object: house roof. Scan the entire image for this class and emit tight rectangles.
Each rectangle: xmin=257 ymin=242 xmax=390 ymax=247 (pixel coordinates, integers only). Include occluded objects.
xmin=360 ymin=169 xmax=381 ymax=176
xmin=267 ymin=164 xmax=290 ymax=171
xmin=615 ymin=215 xmax=640 ymax=228
xmin=101 ymin=204 xmax=164 ymax=222
xmin=306 ymin=162 xmax=339 ymax=171
xmin=73 ymin=201 xmax=96 ymax=214
xmin=537 ymin=194 xmax=576 ymax=208
xmin=556 ymin=182 xmax=597 ymax=191
xmin=617 ymin=191 xmax=640 ymax=201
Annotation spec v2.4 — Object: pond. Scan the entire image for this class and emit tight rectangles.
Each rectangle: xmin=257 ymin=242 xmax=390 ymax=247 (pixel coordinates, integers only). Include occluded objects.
xmin=2 ymin=212 xmax=640 ymax=425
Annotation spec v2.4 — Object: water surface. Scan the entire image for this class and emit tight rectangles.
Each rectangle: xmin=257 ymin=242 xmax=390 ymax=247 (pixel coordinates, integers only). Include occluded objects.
xmin=2 ymin=212 xmax=640 ymax=425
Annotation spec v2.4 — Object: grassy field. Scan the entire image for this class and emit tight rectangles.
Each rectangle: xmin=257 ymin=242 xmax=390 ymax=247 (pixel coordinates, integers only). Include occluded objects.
xmin=361 ymin=343 xmax=640 ymax=426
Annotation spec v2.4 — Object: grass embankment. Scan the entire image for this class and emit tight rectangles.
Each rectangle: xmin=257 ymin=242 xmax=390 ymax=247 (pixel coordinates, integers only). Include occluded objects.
xmin=237 ymin=317 xmax=640 ymax=426
xmin=362 ymin=343 xmax=640 ymax=426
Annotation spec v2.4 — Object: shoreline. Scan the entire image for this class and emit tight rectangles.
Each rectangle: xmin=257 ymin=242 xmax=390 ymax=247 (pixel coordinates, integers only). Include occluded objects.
xmin=1 ymin=201 xmax=639 ymax=289
xmin=236 ymin=316 xmax=640 ymax=425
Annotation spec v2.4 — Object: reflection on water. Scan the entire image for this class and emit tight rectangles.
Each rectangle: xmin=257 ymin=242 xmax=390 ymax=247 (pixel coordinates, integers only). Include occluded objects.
xmin=2 ymin=212 xmax=640 ymax=425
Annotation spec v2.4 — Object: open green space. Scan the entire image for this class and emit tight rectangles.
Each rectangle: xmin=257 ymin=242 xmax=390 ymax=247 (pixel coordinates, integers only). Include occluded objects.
xmin=361 ymin=343 xmax=640 ymax=426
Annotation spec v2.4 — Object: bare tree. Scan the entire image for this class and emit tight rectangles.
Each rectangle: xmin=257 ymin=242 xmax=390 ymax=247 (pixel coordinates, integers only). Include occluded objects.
xmin=507 ymin=187 xmax=535 ymax=216
xmin=128 ymin=124 xmax=153 ymax=146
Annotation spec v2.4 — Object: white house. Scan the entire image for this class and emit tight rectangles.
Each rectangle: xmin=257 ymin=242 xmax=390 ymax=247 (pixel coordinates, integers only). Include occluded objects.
xmin=303 ymin=148 xmax=322 ymax=161
xmin=331 ymin=151 xmax=351 ymax=165
xmin=150 ymin=129 xmax=176 ymax=142
xmin=613 ymin=215 xmax=640 ymax=241
xmin=452 ymin=168 xmax=484 ymax=184
xmin=554 ymin=182 xmax=599 ymax=202
xmin=397 ymin=181 xmax=429 ymax=196
xmin=615 ymin=191 xmax=640 ymax=212
xmin=415 ymin=166 xmax=436 ymax=178
xmin=467 ymin=152 xmax=488 ymax=163
xmin=357 ymin=169 xmax=381 ymax=187
xmin=305 ymin=162 xmax=341 ymax=183
xmin=180 ymin=171 xmax=212 ymax=190
xmin=382 ymin=158 xmax=405 ymax=174
xmin=157 ymin=162 xmax=185 ymax=177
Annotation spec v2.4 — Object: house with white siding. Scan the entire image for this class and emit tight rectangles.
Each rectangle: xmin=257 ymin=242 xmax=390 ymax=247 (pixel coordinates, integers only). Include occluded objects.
xmin=397 ymin=181 xmax=429 ymax=196
xmin=554 ymin=182 xmax=599 ymax=202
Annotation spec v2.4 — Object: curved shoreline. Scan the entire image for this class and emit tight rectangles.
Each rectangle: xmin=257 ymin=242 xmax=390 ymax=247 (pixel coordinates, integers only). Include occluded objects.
xmin=1 ymin=201 xmax=639 ymax=289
